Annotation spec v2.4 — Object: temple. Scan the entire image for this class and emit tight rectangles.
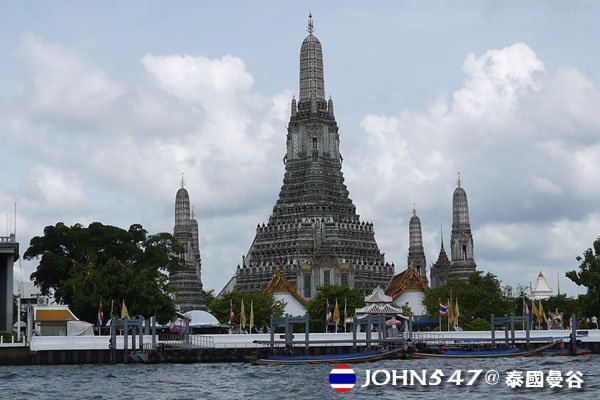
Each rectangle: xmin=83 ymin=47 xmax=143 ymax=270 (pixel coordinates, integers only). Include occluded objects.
xmin=430 ymin=175 xmax=477 ymax=287
xmin=171 ymin=179 xmax=206 ymax=311
xmin=226 ymin=15 xmax=394 ymax=299
xmin=407 ymin=207 xmax=428 ymax=285
xmin=385 ymin=207 xmax=429 ymax=315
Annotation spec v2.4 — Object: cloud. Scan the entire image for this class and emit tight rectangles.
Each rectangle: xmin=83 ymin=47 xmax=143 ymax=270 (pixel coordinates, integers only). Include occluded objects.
xmin=352 ymin=42 xmax=600 ymax=294
xmin=3 ymin=34 xmax=599 ymax=298
xmin=18 ymin=34 xmax=125 ymax=124
xmin=2 ymin=34 xmax=289 ymax=292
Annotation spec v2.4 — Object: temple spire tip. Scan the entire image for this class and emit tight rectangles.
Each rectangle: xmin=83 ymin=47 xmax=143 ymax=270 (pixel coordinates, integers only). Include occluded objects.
xmin=307 ymin=13 xmax=314 ymax=34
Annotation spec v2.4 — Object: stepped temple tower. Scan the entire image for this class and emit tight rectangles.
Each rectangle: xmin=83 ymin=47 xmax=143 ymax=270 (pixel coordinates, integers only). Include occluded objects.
xmin=449 ymin=175 xmax=477 ymax=280
xmin=430 ymin=227 xmax=450 ymax=288
xmin=172 ymin=180 xmax=206 ymax=311
xmin=230 ymin=15 xmax=394 ymax=299
xmin=431 ymin=175 xmax=477 ymax=287
xmin=407 ymin=207 xmax=428 ymax=285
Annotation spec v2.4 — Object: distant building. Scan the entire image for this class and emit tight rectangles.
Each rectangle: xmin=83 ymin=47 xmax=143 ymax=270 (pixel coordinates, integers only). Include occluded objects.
xmin=430 ymin=229 xmax=451 ymax=288
xmin=430 ymin=175 xmax=477 ymax=287
xmin=407 ymin=207 xmax=428 ymax=285
xmin=385 ymin=267 xmax=428 ymax=316
xmin=531 ymin=270 xmax=553 ymax=300
xmin=171 ymin=180 xmax=206 ymax=311
xmin=385 ymin=207 xmax=429 ymax=316
xmin=265 ymin=269 xmax=307 ymax=316
xmin=0 ymin=234 xmax=18 ymax=331
xmin=225 ymin=15 xmax=394 ymax=300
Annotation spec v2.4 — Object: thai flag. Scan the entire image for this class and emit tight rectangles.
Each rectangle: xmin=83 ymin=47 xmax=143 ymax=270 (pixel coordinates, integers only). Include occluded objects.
xmin=326 ymin=300 xmax=333 ymax=324
xmin=96 ymin=301 xmax=104 ymax=328
xmin=439 ymin=302 xmax=448 ymax=316
xmin=329 ymin=364 xmax=356 ymax=393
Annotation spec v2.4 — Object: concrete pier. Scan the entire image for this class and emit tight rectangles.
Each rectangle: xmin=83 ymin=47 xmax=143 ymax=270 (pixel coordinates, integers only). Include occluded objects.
xmin=0 ymin=234 xmax=19 ymax=331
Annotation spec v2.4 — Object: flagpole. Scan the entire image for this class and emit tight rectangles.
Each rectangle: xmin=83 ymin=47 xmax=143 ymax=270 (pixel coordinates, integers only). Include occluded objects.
xmin=344 ymin=298 xmax=347 ymax=333
xmin=438 ymin=298 xmax=441 ymax=332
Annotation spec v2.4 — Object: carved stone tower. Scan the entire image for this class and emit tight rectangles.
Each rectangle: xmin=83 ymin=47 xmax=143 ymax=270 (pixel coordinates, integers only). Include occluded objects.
xmin=430 ymin=227 xmax=451 ymax=288
xmin=171 ymin=179 xmax=206 ymax=311
xmin=449 ymin=174 xmax=477 ymax=280
xmin=232 ymin=15 xmax=394 ymax=299
xmin=407 ymin=207 xmax=428 ymax=285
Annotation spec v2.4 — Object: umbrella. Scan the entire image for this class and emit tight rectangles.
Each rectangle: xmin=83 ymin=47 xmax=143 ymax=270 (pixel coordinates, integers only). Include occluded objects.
xmin=385 ymin=318 xmax=402 ymax=326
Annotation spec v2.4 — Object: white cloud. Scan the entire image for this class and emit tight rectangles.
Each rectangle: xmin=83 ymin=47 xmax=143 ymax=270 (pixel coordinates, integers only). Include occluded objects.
xmin=3 ymin=34 xmax=600 ymax=298
xmin=352 ymin=42 xmax=600 ymax=295
xmin=18 ymin=34 xmax=125 ymax=123
xmin=2 ymin=34 xmax=289 ymax=292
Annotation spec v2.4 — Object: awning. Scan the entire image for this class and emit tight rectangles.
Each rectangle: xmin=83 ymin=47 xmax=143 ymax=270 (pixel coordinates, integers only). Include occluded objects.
xmin=35 ymin=309 xmax=78 ymax=322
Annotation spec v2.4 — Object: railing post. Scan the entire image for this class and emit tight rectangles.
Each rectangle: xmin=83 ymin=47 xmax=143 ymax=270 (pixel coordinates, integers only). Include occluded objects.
xmin=525 ymin=313 xmax=530 ymax=349
xmin=123 ymin=319 xmax=129 ymax=363
xmin=491 ymin=314 xmax=495 ymax=346
xmin=510 ymin=313 xmax=515 ymax=346
xmin=366 ymin=315 xmax=372 ymax=350
xmin=304 ymin=314 xmax=309 ymax=354
xmin=352 ymin=316 xmax=357 ymax=351
xmin=570 ymin=314 xmax=577 ymax=356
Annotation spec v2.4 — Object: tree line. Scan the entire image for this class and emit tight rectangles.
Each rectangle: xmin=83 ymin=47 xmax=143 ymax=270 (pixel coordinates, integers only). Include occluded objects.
xmin=24 ymin=222 xmax=600 ymax=330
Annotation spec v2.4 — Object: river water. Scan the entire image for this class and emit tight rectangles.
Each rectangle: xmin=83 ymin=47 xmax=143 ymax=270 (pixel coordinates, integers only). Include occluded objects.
xmin=0 ymin=356 xmax=598 ymax=399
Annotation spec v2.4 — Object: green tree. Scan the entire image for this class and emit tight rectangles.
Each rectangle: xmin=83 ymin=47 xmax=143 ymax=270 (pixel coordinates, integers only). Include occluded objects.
xmin=424 ymin=272 xmax=514 ymax=329
xmin=208 ymin=291 xmax=286 ymax=328
xmin=307 ymin=285 xmax=365 ymax=331
xmin=566 ymin=237 xmax=600 ymax=318
xmin=25 ymin=222 xmax=182 ymax=323
xmin=542 ymin=294 xmax=581 ymax=321
xmin=202 ymin=289 xmax=216 ymax=307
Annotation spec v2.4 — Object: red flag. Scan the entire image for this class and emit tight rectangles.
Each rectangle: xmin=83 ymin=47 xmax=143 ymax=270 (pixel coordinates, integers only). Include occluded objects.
xmin=96 ymin=301 xmax=104 ymax=331
xmin=325 ymin=300 xmax=333 ymax=323
xmin=522 ymin=298 xmax=530 ymax=317
xmin=228 ymin=299 xmax=235 ymax=327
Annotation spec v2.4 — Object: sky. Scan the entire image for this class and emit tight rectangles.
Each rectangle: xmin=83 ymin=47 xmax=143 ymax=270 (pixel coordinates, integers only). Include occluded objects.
xmin=1 ymin=1 xmax=600 ymax=298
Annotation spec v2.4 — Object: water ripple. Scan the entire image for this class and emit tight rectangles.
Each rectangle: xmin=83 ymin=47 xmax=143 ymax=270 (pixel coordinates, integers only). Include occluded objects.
xmin=0 ymin=356 xmax=597 ymax=399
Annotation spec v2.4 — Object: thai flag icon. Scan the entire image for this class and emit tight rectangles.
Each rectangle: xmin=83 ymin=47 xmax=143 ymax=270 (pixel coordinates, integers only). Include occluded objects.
xmin=329 ymin=364 xmax=356 ymax=393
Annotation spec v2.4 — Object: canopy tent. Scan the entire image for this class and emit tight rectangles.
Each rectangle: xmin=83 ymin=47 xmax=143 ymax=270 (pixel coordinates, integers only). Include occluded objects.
xmin=183 ymin=310 xmax=220 ymax=327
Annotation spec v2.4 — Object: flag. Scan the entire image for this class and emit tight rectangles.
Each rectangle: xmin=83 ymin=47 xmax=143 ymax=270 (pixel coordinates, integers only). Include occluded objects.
xmin=333 ymin=299 xmax=340 ymax=325
xmin=447 ymin=299 xmax=454 ymax=327
xmin=343 ymin=298 xmax=348 ymax=332
xmin=241 ymin=299 xmax=246 ymax=330
xmin=539 ymin=300 xmax=547 ymax=325
xmin=454 ymin=299 xmax=460 ymax=327
xmin=532 ymin=299 xmax=540 ymax=321
xmin=522 ymin=298 xmax=530 ymax=318
xmin=121 ymin=300 xmax=130 ymax=319
xmin=228 ymin=299 xmax=235 ymax=328
xmin=439 ymin=301 xmax=448 ymax=316
xmin=326 ymin=300 xmax=333 ymax=324
xmin=96 ymin=301 xmax=104 ymax=330
xmin=249 ymin=299 xmax=254 ymax=332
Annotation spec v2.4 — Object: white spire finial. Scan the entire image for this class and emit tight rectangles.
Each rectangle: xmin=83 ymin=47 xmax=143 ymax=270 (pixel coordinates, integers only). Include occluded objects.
xmin=181 ymin=173 xmax=185 ymax=188
xmin=457 ymin=172 xmax=461 ymax=188
xmin=413 ymin=203 xmax=416 ymax=216
xmin=307 ymin=13 xmax=314 ymax=34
